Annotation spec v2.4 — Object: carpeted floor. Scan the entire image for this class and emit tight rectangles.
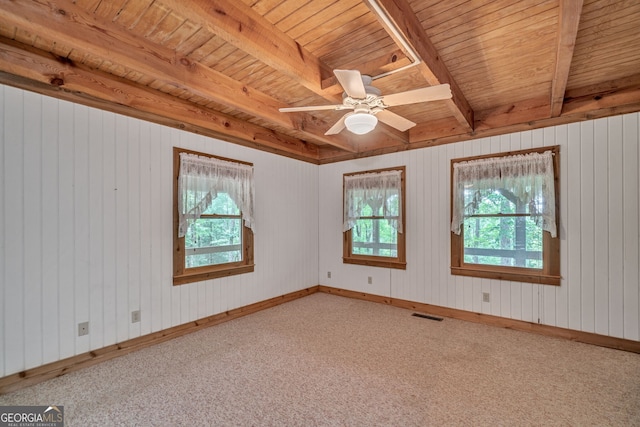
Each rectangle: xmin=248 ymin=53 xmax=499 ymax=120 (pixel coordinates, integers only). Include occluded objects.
xmin=1 ymin=292 xmax=639 ymax=426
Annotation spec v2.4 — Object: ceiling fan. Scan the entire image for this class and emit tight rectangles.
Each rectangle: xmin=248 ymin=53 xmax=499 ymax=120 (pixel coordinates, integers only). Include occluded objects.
xmin=279 ymin=69 xmax=452 ymax=135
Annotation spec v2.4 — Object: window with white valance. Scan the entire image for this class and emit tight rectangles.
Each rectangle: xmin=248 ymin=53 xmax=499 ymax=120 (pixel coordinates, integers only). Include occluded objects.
xmin=343 ymin=167 xmax=406 ymax=269
xmin=451 ymin=149 xmax=556 ymax=237
xmin=178 ymin=152 xmax=255 ymax=237
xmin=450 ymin=146 xmax=560 ymax=285
xmin=344 ymin=169 xmax=403 ymax=233
xmin=173 ymin=148 xmax=255 ymax=285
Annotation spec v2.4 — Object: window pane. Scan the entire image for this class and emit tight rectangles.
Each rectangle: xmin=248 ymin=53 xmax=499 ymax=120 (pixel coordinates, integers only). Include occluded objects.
xmin=185 ymin=217 xmax=242 ymax=267
xmin=361 ymin=203 xmax=373 ymax=216
xmin=202 ymin=192 xmax=240 ymax=215
xmin=463 ymin=216 xmax=543 ymax=268
xmin=363 ymin=192 xmax=399 ymax=217
xmin=351 ymin=218 xmax=398 ymax=257
xmin=464 ymin=189 xmax=516 ymax=214
xmin=382 ymin=192 xmax=399 ymax=216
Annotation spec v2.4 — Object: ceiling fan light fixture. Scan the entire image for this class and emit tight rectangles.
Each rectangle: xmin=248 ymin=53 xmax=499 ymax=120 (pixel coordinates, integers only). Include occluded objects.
xmin=345 ymin=113 xmax=378 ymax=135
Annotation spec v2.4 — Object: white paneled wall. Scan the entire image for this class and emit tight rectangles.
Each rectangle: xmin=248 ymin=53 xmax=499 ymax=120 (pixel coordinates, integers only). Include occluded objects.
xmin=1 ymin=83 xmax=639 ymax=378
xmin=319 ymin=114 xmax=640 ymax=341
xmin=0 ymin=85 xmax=319 ymax=377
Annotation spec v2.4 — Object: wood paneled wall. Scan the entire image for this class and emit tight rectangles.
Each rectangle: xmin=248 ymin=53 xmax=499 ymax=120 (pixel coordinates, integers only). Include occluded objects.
xmin=319 ymin=113 xmax=640 ymax=342
xmin=0 ymin=85 xmax=319 ymax=377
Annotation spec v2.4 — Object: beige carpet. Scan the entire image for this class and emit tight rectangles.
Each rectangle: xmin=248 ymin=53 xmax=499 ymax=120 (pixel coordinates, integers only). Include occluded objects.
xmin=1 ymin=292 xmax=639 ymax=426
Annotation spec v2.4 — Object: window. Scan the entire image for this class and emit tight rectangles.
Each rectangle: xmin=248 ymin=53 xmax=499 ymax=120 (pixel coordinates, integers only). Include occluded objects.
xmin=173 ymin=148 xmax=254 ymax=285
xmin=450 ymin=146 xmax=560 ymax=285
xmin=343 ymin=166 xmax=406 ymax=269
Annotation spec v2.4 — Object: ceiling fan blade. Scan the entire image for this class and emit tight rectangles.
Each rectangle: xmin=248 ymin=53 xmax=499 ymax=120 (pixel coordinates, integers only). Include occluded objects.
xmin=325 ymin=114 xmax=348 ymax=135
xmin=376 ymin=110 xmax=416 ymax=132
xmin=279 ymin=104 xmax=343 ymax=112
xmin=334 ymin=69 xmax=367 ymax=99
xmin=382 ymin=84 xmax=452 ymax=107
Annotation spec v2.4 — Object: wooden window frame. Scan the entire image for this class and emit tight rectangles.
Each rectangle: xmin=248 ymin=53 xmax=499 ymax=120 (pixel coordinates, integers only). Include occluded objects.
xmin=173 ymin=147 xmax=254 ymax=285
xmin=343 ymin=166 xmax=406 ymax=270
xmin=450 ymin=146 xmax=561 ymax=285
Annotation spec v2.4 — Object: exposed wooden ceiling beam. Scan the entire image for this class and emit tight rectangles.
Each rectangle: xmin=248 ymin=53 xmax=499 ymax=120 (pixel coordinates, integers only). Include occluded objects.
xmin=563 ymin=74 xmax=640 ymax=100
xmin=560 ymin=82 xmax=640 ymax=117
xmin=159 ymin=0 xmax=339 ymax=101
xmin=156 ymin=0 xmax=420 ymax=152
xmin=474 ymin=96 xmax=552 ymax=132
xmin=365 ymin=0 xmax=474 ymax=132
xmin=0 ymin=38 xmax=320 ymax=162
xmin=4 ymin=26 xmax=640 ymax=165
xmin=0 ymin=0 xmax=358 ymax=153
xmin=550 ymin=0 xmax=584 ymax=117
xmin=320 ymin=86 xmax=640 ymax=164
xmin=410 ymin=117 xmax=469 ymax=144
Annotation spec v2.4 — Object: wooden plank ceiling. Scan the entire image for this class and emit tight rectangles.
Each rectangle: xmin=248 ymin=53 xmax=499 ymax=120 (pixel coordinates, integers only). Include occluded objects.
xmin=1 ymin=0 xmax=639 ymax=163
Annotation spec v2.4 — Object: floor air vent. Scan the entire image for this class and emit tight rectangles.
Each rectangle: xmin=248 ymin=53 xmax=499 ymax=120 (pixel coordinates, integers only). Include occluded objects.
xmin=411 ymin=313 xmax=443 ymax=321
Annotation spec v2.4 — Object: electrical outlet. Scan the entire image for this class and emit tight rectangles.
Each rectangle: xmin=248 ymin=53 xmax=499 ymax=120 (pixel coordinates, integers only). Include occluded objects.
xmin=131 ymin=310 xmax=141 ymax=323
xmin=482 ymin=292 xmax=490 ymax=303
xmin=78 ymin=321 xmax=89 ymax=336
xmin=368 ymin=276 xmax=373 ymax=285
xmin=327 ymin=271 xmax=331 ymax=279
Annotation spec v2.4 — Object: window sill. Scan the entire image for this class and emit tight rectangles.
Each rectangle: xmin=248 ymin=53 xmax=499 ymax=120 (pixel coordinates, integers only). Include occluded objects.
xmin=451 ymin=266 xmax=560 ymax=286
xmin=344 ymin=257 xmax=406 ymax=270
xmin=173 ymin=264 xmax=255 ymax=285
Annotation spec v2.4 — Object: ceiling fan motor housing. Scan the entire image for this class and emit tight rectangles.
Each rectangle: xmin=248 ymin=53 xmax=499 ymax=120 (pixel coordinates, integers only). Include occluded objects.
xmin=362 ymin=75 xmax=381 ymax=96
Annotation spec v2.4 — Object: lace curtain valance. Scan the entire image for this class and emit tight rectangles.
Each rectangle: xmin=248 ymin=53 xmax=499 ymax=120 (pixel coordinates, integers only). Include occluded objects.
xmin=344 ymin=169 xmax=403 ymax=233
xmin=178 ymin=152 xmax=255 ymax=238
xmin=451 ymin=150 xmax=556 ymax=237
